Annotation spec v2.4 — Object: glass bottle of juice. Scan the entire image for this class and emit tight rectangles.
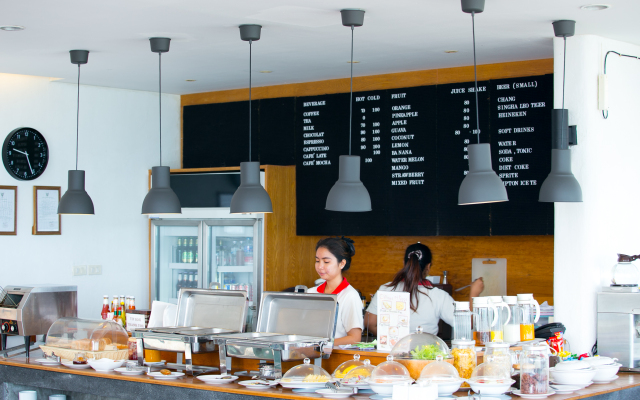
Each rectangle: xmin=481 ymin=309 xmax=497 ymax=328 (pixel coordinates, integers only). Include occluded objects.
xmin=472 ymin=297 xmax=498 ymax=346
xmin=101 ymin=295 xmax=110 ymax=320
xmin=517 ymin=294 xmax=540 ymax=341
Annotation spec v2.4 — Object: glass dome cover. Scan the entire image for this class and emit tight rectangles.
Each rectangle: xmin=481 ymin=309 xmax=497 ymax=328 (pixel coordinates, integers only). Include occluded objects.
xmin=281 ymin=358 xmax=332 ymax=383
xmin=469 ymin=361 xmax=512 ymax=383
xmin=342 ymin=359 xmax=375 ymax=384
xmin=390 ymin=326 xmax=451 ymax=360
xmin=45 ymin=317 xmax=129 ymax=352
xmin=370 ymin=355 xmax=412 ymax=383
xmin=333 ymin=353 xmax=365 ymax=379
xmin=418 ymin=355 xmax=462 ymax=382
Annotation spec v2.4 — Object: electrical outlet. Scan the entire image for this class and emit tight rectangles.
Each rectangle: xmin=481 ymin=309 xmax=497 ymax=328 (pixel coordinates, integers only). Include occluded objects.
xmin=73 ymin=265 xmax=87 ymax=276
xmin=88 ymin=265 xmax=102 ymax=275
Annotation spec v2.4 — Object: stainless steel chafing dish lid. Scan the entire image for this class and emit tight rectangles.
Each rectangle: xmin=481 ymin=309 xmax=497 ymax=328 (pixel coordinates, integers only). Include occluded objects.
xmin=256 ymin=292 xmax=338 ymax=339
xmin=175 ymin=288 xmax=247 ymax=332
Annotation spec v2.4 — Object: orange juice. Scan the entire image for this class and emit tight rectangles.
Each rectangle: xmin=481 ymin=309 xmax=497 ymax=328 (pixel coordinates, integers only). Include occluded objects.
xmin=520 ymin=324 xmax=535 ymax=341
xmin=145 ymin=349 xmax=161 ymax=362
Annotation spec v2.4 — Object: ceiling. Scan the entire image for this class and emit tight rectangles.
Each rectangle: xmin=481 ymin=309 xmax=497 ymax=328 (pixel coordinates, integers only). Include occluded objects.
xmin=0 ymin=0 xmax=636 ymax=95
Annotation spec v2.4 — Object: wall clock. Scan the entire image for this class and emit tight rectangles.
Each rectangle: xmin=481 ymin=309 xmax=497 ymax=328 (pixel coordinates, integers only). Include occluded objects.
xmin=2 ymin=127 xmax=49 ymax=181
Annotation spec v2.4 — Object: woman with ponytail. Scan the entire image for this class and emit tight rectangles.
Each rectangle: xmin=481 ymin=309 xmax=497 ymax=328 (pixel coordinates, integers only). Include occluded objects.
xmin=365 ymin=243 xmax=483 ymax=335
xmin=308 ymin=237 xmax=363 ymax=345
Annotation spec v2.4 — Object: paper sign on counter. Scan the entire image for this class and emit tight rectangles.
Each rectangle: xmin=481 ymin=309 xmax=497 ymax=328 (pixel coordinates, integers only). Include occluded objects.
xmin=377 ymin=291 xmax=410 ymax=351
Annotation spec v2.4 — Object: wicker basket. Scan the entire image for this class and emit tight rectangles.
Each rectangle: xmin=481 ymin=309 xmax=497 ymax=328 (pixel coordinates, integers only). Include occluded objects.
xmin=40 ymin=345 xmax=128 ymax=361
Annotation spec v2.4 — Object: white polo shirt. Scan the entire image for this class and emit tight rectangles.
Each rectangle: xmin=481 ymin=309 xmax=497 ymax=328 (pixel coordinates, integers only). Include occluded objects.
xmin=367 ymin=281 xmax=455 ymax=335
xmin=308 ymin=278 xmax=364 ymax=339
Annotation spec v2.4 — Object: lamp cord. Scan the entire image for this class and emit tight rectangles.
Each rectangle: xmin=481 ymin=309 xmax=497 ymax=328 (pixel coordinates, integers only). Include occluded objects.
xmin=76 ymin=64 xmax=80 ymax=170
xmin=561 ymin=37 xmax=566 ymax=139
xmin=249 ymin=40 xmax=252 ymax=161
xmin=349 ymin=25 xmax=354 ymax=155
xmin=601 ymin=50 xmax=640 ymax=119
xmin=159 ymin=52 xmax=162 ymax=167
xmin=472 ymin=11 xmax=480 ymax=144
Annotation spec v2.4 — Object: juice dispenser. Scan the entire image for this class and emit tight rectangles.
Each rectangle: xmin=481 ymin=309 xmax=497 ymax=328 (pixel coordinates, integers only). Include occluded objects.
xmin=488 ymin=296 xmax=511 ymax=342
xmin=502 ymin=296 xmax=521 ymax=343
xmin=472 ymin=297 xmax=498 ymax=346
xmin=517 ymin=294 xmax=540 ymax=341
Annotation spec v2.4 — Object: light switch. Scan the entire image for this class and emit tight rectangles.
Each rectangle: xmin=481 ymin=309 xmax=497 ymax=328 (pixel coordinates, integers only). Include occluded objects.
xmin=73 ymin=265 xmax=87 ymax=276
xmin=88 ymin=265 xmax=102 ymax=275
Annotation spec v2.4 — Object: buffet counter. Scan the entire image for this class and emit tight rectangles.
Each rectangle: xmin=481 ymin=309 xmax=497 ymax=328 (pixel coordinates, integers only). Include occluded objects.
xmin=1 ymin=354 xmax=640 ymax=400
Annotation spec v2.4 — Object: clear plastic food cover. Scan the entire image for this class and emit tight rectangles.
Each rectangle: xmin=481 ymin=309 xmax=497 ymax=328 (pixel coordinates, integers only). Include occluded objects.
xmin=333 ymin=354 xmax=365 ymax=379
xmin=390 ymin=326 xmax=451 ymax=360
xmin=469 ymin=361 xmax=512 ymax=383
xmin=370 ymin=355 xmax=412 ymax=383
xmin=45 ymin=317 xmax=129 ymax=351
xmin=342 ymin=359 xmax=375 ymax=383
xmin=418 ymin=355 xmax=461 ymax=382
xmin=281 ymin=358 xmax=332 ymax=383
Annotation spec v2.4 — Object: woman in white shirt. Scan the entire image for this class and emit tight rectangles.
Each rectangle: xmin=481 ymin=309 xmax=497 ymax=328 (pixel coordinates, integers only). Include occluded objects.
xmin=365 ymin=243 xmax=483 ymax=335
xmin=307 ymin=237 xmax=363 ymax=346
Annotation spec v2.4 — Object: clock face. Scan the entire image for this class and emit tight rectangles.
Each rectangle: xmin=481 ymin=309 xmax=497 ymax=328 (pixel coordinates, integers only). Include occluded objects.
xmin=2 ymin=127 xmax=49 ymax=181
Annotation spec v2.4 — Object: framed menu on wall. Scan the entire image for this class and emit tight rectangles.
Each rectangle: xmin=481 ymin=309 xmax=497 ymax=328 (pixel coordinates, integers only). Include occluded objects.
xmin=0 ymin=186 xmax=17 ymax=235
xmin=33 ymin=186 xmax=61 ymax=235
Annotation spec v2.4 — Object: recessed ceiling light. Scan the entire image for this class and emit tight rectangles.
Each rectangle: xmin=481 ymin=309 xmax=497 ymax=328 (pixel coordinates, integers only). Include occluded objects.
xmin=347 ymin=61 xmax=360 ymax=64
xmin=260 ymin=70 xmax=272 ymax=73
xmin=580 ymin=4 xmax=611 ymax=11
xmin=0 ymin=26 xmax=25 ymax=31
xmin=445 ymin=50 xmax=458 ymax=53
xmin=185 ymin=79 xmax=196 ymax=82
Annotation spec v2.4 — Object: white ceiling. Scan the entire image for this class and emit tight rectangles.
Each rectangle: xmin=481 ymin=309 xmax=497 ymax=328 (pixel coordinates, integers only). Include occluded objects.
xmin=0 ymin=0 xmax=636 ymax=95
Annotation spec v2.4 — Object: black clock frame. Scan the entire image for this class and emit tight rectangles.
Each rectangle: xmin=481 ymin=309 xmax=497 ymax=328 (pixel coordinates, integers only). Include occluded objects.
xmin=2 ymin=127 xmax=49 ymax=181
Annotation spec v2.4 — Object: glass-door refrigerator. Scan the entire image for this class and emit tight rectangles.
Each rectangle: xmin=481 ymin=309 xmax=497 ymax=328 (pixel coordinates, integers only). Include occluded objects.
xmin=150 ymin=216 xmax=263 ymax=310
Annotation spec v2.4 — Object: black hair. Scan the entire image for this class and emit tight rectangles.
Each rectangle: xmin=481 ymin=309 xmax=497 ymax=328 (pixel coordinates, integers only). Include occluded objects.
xmin=387 ymin=243 xmax=433 ymax=312
xmin=315 ymin=236 xmax=356 ymax=272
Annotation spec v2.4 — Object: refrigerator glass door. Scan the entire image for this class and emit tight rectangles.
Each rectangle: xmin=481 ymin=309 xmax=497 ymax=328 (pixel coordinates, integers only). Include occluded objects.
xmin=151 ymin=220 xmax=202 ymax=304
xmin=205 ymin=219 xmax=262 ymax=307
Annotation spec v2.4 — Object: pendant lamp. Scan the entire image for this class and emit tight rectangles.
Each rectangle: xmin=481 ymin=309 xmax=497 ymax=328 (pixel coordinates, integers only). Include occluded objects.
xmin=141 ymin=38 xmax=181 ymax=214
xmin=230 ymin=24 xmax=273 ymax=214
xmin=539 ymin=20 xmax=582 ymax=202
xmin=457 ymin=0 xmax=508 ymax=205
xmin=325 ymin=9 xmax=372 ymax=212
xmin=58 ymin=50 xmax=95 ymax=215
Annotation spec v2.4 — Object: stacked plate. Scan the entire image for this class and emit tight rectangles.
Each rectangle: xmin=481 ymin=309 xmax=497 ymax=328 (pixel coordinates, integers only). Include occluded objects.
xmin=549 ymin=360 xmax=595 ymax=386
xmin=582 ymin=357 xmax=621 ymax=384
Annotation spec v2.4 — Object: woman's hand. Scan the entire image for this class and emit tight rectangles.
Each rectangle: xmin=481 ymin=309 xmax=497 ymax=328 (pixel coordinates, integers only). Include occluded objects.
xmin=469 ymin=277 xmax=484 ymax=299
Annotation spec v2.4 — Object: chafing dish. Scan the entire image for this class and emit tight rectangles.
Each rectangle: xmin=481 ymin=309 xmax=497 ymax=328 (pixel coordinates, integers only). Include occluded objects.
xmin=213 ymin=292 xmax=338 ymax=378
xmin=132 ymin=288 xmax=247 ymax=374
xmin=0 ymin=285 xmax=77 ymax=358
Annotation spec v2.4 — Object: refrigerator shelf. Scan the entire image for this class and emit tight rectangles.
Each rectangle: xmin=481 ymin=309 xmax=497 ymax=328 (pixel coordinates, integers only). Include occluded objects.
xmin=169 ymin=263 xmax=198 ymax=270
xmin=216 ymin=266 xmax=253 ymax=273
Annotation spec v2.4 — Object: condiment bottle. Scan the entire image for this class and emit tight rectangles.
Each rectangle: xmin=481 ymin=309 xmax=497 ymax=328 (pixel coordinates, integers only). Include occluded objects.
xmin=472 ymin=297 xmax=498 ymax=346
xmin=101 ymin=295 xmax=110 ymax=320
xmin=502 ymin=296 xmax=521 ymax=343
xmin=453 ymin=301 xmax=473 ymax=340
xmin=488 ymin=296 xmax=511 ymax=342
xmin=451 ymin=339 xmax=476 ymax=385
xmin=520 ymin=343 xmax=549 ymax=394
xmin=484 ymin=342 xmax=512 ymax=376
xmin=517 ymin=294 xmax=540 ymax=341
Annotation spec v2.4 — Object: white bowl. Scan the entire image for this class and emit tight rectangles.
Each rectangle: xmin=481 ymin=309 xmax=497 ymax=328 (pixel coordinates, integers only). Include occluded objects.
xmin=591 ymin=363 xmax=621 ymax=382
xmin=87 ymin=358 xmax=125 ymax=372
xmin=550 ymin=367 xmax=596 ymax=385
xmin=368 ymin=380 xmax=414 ymax=395
xmin=583 ymin=357 xmax=617 ymax=367
xmin=417 ymin=378 xmax=464 ymax=396
xmin=555 ymin=360 xmax=591 ymax=371
xmin=466 ymin=379 xmax=515 ymax=395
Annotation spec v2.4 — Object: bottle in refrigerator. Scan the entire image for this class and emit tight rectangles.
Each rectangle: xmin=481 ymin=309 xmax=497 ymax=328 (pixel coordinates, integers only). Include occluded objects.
xmin=244 ymin=244 xmax=253 ymax=266
xmin=176 ymin=273 xmax=183 ymax=297
xmin=194 ymin=274 xmax=198 ymax=288
xmin=182 ymin=250 xmax=188 ymax=263
xmin=188 ymin=273 xmax=194 ymax=288
xmin=189 ymin=237 xmax=194 ymax=247
xmin=101 ymin=295 xmax=109 ymax=320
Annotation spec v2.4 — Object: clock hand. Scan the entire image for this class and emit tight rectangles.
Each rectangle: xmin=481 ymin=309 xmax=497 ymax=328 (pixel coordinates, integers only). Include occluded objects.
xmin=12 ymin=148 xmax=27 ymax=155
xmin=23 ymin=151 xmax=34 ymax=174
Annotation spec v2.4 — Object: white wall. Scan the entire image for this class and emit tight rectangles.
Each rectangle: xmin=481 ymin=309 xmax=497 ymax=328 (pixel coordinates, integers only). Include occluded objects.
xmin=554 ymin=35 xmax=640 ymax=354
xmin=0 ymin=73 xmax=180 ymax=321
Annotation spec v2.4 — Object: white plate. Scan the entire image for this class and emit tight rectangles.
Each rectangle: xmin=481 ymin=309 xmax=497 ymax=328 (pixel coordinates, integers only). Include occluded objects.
xmin=61 ymin=360 xmax=91 ymax=369
xmin=315 ymin=388 xmax=354 ymax=398
xmin=238 ymin=380 xmax=279 ymax=390
xmin=147 ymin=371 xmax=185 ymax=380
xmin=144 ymin=360 xmax=166 ymax=366
xmin=592 ymin=375 xmax=619 ymax=384
xmin=114 ymin=367 xmax=145 ymax=376
xmin=34 ymin=358 xmax=61 ymax=366
xmin=196 ymin=375 xmax=239 ymax=385
xmin=550 ymin=384 xmax=582 ymax=394
xmin=342 ymin=382 xmax=371 ymax=389
xmin=550 ymin=380 xmax=592 ymax=388
xmin=453 ymin=397 xmax=503 ymax=400
xmin=512 ymin=389 xmax=556 ymax=399
xmin=280 ymin=381 xmax=333 ymax=389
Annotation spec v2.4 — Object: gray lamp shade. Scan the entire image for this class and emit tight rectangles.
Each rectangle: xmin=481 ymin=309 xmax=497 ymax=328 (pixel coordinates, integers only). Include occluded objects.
xmin=326 ymin=155 xmax=372 ymax=212
xmin=458 ymin=143 xmax=509 ymax=205
xmin=141 ymin=166 xmax=182 ymax=214
xmin=539 ymin=149 xmax=582 ymax=202
xmin=58 ymin=170 xmax=95 ymax=215
xmin=230 ymin=162 xmax=273 ymax=214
